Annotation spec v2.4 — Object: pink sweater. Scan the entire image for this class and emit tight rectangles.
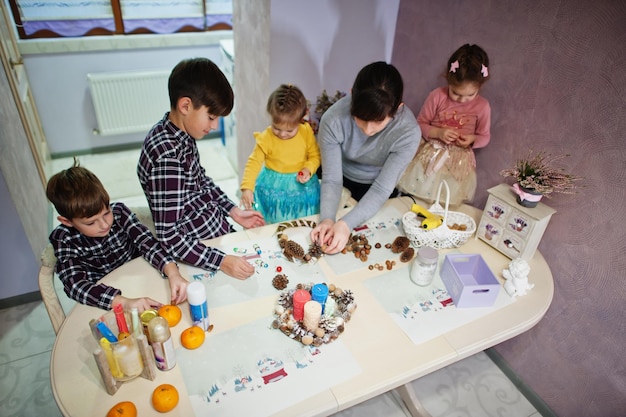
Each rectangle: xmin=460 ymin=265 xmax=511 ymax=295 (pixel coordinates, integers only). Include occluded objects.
xmin=417 ymin=87 xmax=491 ymax=149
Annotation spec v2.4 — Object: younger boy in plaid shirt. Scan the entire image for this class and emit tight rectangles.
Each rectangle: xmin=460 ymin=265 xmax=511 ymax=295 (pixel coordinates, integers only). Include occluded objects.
xmin=47 ymin=161 xmax=188 ymax=311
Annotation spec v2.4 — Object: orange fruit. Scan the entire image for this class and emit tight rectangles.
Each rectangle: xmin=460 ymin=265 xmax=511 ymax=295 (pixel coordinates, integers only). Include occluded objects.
xmin=152 ymin=383 xmax=179 ymax=413
xmin=117 ymin=332 xmax=130 ymax=340
xmin=158 ymin=304 xmax=182 ymax=328
xmin=106 ymin=401 xmax=137 ymax=417
xmin=180 ymin=326 xmax=206 ymax=349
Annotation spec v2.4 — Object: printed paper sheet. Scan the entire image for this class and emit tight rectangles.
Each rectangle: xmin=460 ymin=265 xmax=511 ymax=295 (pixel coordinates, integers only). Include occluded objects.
xmin=177 ymin=316 xmax=361 ymax=417
xmin=363 ymin=257 xmax=514 ymax=344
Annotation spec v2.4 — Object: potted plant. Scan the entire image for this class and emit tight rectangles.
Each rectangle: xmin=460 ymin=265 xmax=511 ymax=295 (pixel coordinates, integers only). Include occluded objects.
xmin=500 ymin=150 xmax=581 ymax=207
xmin=309 ymin=90 xmax=346 ymax=134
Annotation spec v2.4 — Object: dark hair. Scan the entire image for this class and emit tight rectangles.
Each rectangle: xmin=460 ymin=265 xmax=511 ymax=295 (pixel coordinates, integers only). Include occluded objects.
xmin=350 ymin=61 xmax=403 ymax=121
xmin=46 ymin=158 xmax=110 ymax=220
xmin=266 ymin=84 xmax=308 ymax=124
xmin=445 ymin=44 xmax=490 ymax=86
xmin=168 ymin=58 xmax=234 ymax=116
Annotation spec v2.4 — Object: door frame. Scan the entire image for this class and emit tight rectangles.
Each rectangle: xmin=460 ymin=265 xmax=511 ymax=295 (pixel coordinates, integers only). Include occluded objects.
xmin=0 ymin=0 xmax=49 ymax=187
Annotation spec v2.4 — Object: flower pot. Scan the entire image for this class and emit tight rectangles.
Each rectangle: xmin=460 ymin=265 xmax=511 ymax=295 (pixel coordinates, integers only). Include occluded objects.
xmin=512 ymin=184 xmax=542 ymax=208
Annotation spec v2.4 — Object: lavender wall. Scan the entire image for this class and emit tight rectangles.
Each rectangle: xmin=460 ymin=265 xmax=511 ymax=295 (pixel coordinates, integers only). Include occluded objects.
xmin=392 ymin=1 xmax=625 ymax=415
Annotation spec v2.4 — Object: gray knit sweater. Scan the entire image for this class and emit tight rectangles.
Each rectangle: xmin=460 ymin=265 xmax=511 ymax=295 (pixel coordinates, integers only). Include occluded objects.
xmin=318 ymin=96 xmax=421 ymax=229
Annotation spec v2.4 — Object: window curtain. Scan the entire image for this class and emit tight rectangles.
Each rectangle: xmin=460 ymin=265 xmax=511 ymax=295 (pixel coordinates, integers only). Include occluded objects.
xmin=15 ymin=0 xmax=231 ymax=37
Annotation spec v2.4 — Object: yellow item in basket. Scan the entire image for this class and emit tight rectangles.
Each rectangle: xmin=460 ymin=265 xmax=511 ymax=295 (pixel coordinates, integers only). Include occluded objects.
xmin=410 ymin=203 xmax=443 ymax=230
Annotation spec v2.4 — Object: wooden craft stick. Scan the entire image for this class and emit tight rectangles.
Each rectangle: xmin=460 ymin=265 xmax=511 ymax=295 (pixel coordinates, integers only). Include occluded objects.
xmin=137 ymin=334 xmax=158 ymax=381
xmin=93 ymin=348 xmax=121 ymax=395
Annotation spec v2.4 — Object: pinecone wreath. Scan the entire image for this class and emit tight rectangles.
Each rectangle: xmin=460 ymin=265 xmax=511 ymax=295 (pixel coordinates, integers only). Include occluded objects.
xmin=275 ymin=219 xmax=323 ymax=263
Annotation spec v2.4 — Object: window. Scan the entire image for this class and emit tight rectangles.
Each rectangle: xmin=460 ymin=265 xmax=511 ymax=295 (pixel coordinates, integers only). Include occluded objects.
xmin=8 ymin=0 xmax=232 ymax=39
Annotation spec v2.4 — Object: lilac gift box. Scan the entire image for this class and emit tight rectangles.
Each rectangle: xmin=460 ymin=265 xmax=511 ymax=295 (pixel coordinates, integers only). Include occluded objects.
xmin=440 ymin=254 xmax=500 ymax=308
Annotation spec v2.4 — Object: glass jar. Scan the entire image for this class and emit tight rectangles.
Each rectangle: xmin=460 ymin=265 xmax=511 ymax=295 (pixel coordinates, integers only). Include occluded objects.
xmin=93 ymin=310 xmax=144 ymax=381
xmin=410 ymin=246 xmax=439 ymax=286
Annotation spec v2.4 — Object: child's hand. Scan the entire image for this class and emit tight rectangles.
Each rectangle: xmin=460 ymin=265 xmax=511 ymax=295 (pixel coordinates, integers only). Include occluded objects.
xmin=240 ymin=189 xmax=255 ymax=210
xmin=230 ymin=206 xmax=265 ymax=228
xmin=456 ymin=134 xmax=475 ymax=148
xmin=163 ymin=262 xmax=188 ymax=305
xmin=435 ymin=127 xmax=460 ymax=144
xmin=296 ymin=168 xmax=312 ymax=183
xmin=112 ymin=295 xmax=162 ymax=313
xmin=220 ymin=254 xmax=255 ymax=280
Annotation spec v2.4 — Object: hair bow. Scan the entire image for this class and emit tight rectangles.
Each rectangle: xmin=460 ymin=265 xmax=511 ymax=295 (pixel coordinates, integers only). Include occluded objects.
xmin=449 ymin=60 xmax=459 ymax=73
xmin=481 ymin=64 xmax=489 ymax=77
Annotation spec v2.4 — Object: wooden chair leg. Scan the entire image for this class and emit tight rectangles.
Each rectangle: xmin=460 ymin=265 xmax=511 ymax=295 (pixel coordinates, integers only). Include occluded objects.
xmin=395 ymin=383 xmax=434 ymax=417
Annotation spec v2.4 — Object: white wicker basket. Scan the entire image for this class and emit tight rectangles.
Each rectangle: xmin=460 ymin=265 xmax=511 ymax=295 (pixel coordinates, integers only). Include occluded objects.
xmin=402 ymin=181 xmax=476 ymax=249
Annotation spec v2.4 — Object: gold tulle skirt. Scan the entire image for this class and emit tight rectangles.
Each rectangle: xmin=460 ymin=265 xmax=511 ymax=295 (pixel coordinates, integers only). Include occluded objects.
xmin=397 ymin=140 xmax=476 ymax=207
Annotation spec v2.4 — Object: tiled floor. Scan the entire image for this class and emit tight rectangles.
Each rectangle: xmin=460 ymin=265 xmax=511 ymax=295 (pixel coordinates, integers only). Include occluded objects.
xmin=0 ymin=139 xmax=542 ymax=417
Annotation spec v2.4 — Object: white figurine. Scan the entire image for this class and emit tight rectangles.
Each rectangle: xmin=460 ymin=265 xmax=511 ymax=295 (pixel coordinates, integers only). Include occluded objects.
xmin=502 ymin=258 xmax=534 ymax=297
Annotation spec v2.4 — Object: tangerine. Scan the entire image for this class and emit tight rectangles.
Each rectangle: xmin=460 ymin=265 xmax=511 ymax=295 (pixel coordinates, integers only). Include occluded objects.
xmin=117 ymin=331 xmax=130 ymax=340
xmin=180 ymin=326 xmax=206 ymax=349
xmin=158 ymin=304 xmax=182 ymax=328
xmin=106 ymin=401 xmax=137 ymax=417
xmin=152 ymin=383 xmax=179 ymax=413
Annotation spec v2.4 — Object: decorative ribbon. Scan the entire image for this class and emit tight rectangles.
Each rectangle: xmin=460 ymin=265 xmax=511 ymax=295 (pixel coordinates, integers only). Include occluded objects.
xmin=512 ymin=183 xmax=542 ymax=202
xmin=425 ymin=141 xmax=450 ymax=176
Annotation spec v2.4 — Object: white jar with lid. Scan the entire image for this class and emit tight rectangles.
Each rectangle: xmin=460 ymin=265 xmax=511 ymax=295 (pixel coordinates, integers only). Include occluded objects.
xmin=410 ymin=246 xmax=439 ymax=286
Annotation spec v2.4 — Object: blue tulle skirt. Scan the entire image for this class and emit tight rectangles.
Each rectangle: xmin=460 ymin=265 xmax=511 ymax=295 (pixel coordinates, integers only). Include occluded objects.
xmin=254 ymin=167 xmax=320 ymax=224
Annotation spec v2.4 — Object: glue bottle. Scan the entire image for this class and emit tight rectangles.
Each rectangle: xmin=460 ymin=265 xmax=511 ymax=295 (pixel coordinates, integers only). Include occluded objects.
xmin=187 ymin=281 xmax=210 ymax=330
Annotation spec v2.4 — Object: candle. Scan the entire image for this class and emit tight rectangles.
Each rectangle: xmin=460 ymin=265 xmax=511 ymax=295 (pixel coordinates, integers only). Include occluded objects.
xmin=303 ymin=301 xmax=322 ymax=331
xmin=292 ymin=289 xmax=311 ymax=321
xmin=311 ymin=284 xmax=329 ymax=314
xmin=323 ymin=296 xmax=336 ymax=317
xmin=113 ymin=303 xmax=129 ymax=334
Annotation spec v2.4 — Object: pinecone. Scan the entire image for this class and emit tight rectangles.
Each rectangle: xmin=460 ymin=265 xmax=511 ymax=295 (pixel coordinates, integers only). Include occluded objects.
xmin=283 ymin=240 xmax=305 ymax=261
xmin=272 ymin=274 xmax=289 ymax=290
xmin=318 ymin=316 xmax=338 ymax=333
xmin=337 ymin=289 xmax=355 ymax=308
xmin=307 ymin=242 xmax=323 ymax=259
xmin=391 ymin=236 xmax=410 ymax=253
xmin=400 ymin=247 xmax=415 ymax=263
xmin=276 ymin=291 xmax=291 ymax=308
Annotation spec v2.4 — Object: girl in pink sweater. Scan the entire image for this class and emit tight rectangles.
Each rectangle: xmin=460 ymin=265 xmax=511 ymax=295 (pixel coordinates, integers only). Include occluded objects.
xmin=398 ymin=44 xmax=491 ymax=206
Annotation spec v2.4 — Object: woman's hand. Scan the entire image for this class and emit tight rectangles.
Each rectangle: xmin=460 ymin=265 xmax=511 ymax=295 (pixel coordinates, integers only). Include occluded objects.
xmin=230 ymin=206 xmax=265 ymax=228
xmin=311 ymin=219 xmax=350 ymax=255
xmin=324 ymin=220 xmax=350 ymax=254
xmin=240 ymin=189 xmax=255 ymax=210
xmin=311 ymin=218 xmax=334 ymax=247
xmin=220 ymin=254 xmax=255 ymax=279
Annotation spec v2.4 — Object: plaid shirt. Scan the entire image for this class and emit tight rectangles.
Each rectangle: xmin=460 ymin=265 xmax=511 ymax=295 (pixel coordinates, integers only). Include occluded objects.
xmin=50 ymin=202 xmax=173 ymax=310
xmin=137 ymin=113 xmax=236 ymax=273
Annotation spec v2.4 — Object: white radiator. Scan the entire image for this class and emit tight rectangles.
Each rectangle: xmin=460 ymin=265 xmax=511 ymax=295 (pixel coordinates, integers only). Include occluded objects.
xmin=88 ymin=70 xmax=170 ymax=136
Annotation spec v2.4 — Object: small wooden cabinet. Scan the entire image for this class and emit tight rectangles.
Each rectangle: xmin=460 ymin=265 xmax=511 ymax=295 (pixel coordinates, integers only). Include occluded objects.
xmin=477 ymin=184 xmax=556 ymax=260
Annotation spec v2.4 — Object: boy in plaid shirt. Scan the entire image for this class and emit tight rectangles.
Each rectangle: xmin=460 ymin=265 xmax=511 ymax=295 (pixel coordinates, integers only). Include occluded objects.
xmin=47 ymin=161 xmax=188 ymax=311
xmin=137 ymin=58 xmax=264 ymax=280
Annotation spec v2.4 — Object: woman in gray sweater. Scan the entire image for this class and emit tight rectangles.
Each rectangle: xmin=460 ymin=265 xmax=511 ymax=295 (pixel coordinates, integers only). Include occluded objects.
xmin=311 ymin=61 xmax=421 ymax=254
